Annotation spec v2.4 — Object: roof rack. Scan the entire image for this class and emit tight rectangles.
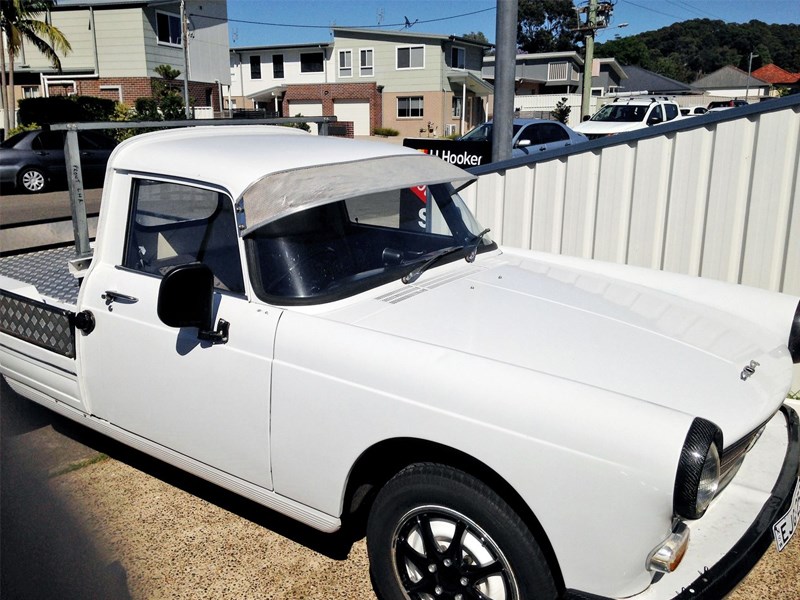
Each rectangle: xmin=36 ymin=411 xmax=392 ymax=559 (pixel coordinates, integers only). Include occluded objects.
xmin=612 ymin=95 xmax=676 ymax=103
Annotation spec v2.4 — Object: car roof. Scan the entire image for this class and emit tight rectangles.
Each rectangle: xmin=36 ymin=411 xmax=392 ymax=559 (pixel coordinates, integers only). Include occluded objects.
xmin=483 ymin=119 xmax=563 ymax=126
xmin=109 ymin=125 xmax=476 ymax=235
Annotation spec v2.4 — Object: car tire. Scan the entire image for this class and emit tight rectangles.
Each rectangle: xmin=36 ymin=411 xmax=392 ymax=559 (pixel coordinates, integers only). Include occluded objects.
xmin=18 ymin=167 xmax=48 ymax=193
xmin=366 ymin=463 xmax=558 ymax=600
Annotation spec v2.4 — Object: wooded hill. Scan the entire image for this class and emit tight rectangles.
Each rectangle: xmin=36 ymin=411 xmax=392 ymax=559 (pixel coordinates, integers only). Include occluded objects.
xmin=594 ymin=19 xmax=800 ymax=84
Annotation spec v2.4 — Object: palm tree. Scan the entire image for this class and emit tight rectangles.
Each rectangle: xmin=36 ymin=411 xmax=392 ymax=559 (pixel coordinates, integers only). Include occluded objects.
xmin=1 ymin=0 xmax=71 ymax=135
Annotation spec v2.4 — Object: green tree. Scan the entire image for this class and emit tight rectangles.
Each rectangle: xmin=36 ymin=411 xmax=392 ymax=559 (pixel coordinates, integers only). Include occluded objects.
xmin=1 ymin=0 xmax=71 ymax=135
xmin=462 ymin=31 xmax=489 ymax=45
xmin=517 ymin=0 xmax=581 ymax=53
xmin=595 ymin=19 xmax=800 ymax=82
xmin=551 ymin=97 xmax=571 ymax=123
xmin=595 ymin=36 xmax=654 ymax=70
xmin=135 ymin=64 xmax=186 ymax=121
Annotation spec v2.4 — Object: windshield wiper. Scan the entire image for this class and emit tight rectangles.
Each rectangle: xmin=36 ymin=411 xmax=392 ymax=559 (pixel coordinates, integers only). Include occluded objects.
xmin=464 ymin=228 xmax=491 ymax=263
xmin=401 ymin=228 xmax=491 ymax=285
xmin=401 ymin=246 xmax=464 ymax=284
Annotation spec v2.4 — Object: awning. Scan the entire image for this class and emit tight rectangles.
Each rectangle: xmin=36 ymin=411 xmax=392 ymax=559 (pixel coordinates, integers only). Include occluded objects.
xmin=239 ymin=154 xmax=476 ymax=235
xmin=447 ymin=72 xmax=494 ymax=96
xmin=246 ymin=84 xmax=288 ymax=101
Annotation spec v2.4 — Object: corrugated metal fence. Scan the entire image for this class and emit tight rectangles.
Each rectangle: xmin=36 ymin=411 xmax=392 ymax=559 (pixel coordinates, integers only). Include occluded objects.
xmin=463 ymin=94 xmax=800 ymax=297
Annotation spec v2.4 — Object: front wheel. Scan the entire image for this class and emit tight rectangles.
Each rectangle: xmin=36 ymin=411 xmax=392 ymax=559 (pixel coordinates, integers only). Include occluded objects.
xmin=18 ymin=167 xmax=47 ymax=193
xmin=366 ymin=463 xmax=558 ymax=600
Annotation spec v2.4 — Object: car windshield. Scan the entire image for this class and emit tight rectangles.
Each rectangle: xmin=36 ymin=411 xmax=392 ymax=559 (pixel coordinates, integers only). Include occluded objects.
xmin=460 ymin=123 xmax=523 ymax=142
xmin=245 ymin=183 xmax=495 ymax=304
xmin=591 ymin=104 xmax=648 ymax=123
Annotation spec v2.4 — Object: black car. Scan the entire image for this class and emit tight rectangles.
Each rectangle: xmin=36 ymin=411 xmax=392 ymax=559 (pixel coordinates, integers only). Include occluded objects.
xmin=0 ymin=129 xmax=118 ymax=193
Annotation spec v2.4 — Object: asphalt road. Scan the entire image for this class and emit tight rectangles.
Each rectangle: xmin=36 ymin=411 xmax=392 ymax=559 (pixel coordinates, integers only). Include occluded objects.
xmin=1 ymin=378 xmax=798 ymax=600
xmin=0 ymin=186 xmax=103 ymax=225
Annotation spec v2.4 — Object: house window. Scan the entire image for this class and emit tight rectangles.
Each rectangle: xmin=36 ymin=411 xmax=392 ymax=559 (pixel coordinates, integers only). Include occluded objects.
xmin=547 ymin=62 xmax=569 ymax=81
xmin=273 ymin=54 xmax=284 ymax=78
xmin=22 ymin=86 xmax=40 ymax=99
xmin=250 ymin=56 xmax=262 ymax=80
xmin=156 ymin=11 xmax=181 ymax=46
xmin=360 ymin=48 xmax=374 ymax=77
xmin=300 ymin=52 xmax=324 ymax=73
xmin=397 ymin=46 xmax=424 ymax=70
xmin=339 ymin=50 xmax=352 ymax=78
xmin=452 ymin=96 xmax=462 ymax=118
xmin=451 ymin=46 xmax=465 ymax=70
xmin=398 ymin=96 xmax=423 ymax=118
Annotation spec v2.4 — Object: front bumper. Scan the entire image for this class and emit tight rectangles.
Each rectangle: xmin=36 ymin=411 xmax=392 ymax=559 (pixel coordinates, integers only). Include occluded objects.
xmin=566 ymin=404 xmax=800 ymax=600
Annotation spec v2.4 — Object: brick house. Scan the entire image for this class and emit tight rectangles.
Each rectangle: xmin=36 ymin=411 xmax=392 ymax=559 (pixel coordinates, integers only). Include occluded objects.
xmin=3 ymin=0 xmax=230 ymax=118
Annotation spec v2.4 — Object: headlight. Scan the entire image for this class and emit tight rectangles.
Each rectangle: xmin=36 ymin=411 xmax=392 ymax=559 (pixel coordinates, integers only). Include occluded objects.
xmin=674 ymin=418 xmax=723 ymax=519
xmin=789 ymin=300 xmax=800 ymax=363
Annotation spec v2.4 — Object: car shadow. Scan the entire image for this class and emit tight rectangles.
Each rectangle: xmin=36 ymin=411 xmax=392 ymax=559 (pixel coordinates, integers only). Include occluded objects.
xmin=0 ymin=379 xmax=359 ymax=568
xmin=1 ymin=380 xmax=133 ymax=599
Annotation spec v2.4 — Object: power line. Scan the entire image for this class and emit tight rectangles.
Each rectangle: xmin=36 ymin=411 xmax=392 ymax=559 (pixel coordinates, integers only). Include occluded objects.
xmin=618 ymin=0 xmax=684 ymax=20
xmin=191 ymin=6 xmax=496 ymax=31
xmin=665 ymin=0 xmax=725 ymax=20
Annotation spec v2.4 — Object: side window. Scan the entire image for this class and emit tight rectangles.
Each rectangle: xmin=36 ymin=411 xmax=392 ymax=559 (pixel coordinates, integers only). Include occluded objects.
xmin=345 ymin=188 xmax=452 ymax=236
xmin=33 ymin=131 xmax=64 ymax=151
xmin=538 ymin=123 xmax=569 ymax=143
xmin=517 ymin=125 xmax=538 ymax=146
xmin=665 ymin=103 xmax=679 ymax=121
xmin=123 ymin=179 xmax=245 ymax=293
xmin=650 ymin=105 xmax=664 ymax=122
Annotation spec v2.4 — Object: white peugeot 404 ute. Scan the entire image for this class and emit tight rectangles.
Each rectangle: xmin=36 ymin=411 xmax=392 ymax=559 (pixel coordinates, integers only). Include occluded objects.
xmin=0 ymin=126 xmax=798 ymax=600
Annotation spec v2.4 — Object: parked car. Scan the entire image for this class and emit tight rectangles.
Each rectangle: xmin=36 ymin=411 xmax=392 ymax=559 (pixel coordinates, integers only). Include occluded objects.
xmin=459 ymin=118 xmax=587 ymax=157
xmin=708 ymin=99 xmax=749 ymax=111
xmin=573 ymin=96 xmax=682 ymax=139
xmin=0 ymin=128 xmax=117 ymax=193
xmin=680 ymin=106 xmax=709 ymax=116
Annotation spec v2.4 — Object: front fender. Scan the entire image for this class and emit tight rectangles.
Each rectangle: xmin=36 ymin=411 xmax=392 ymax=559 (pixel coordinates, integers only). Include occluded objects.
xmin=270 ymin=311 xmax=695 ymax=597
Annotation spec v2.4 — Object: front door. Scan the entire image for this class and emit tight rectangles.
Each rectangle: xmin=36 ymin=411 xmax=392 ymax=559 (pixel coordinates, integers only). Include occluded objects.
xmin=78 ymin=176 xmax=277 ymax=489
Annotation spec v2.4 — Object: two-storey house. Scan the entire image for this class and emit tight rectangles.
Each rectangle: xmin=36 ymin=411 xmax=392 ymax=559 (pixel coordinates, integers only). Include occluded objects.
xmin=4 ymin=0 xmax=230 ymax=116
xmin=482 ymin=52 xmax=626 ymax=97
xmin=332 ymin=28 xmax=493 ymax=138
xmin=227 ymin=28 xmax=493 ymax=138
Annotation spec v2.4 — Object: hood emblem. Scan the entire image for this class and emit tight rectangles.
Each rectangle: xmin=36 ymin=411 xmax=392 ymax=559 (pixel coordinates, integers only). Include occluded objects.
xmin=740 ymin=360 xmax=760 ymax=381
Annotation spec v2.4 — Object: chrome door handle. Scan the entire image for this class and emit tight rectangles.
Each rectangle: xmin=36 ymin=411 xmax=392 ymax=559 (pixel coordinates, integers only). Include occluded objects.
xmin=102 ymin=290 xmax=139 ymax=307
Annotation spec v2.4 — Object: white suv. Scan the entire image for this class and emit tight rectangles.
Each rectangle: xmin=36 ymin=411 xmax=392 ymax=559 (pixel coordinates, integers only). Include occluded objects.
xmin=574 ymin=96 xmax=682 ymax=139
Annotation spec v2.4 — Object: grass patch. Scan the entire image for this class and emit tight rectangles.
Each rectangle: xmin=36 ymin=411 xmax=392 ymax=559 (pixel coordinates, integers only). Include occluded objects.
xmin=49 ymin=453 xmax=109 ymax=478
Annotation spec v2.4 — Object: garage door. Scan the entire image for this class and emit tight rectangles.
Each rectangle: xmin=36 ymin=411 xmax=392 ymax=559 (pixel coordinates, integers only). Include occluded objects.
xmin=334 ymin=100 xmax=371 ymax=136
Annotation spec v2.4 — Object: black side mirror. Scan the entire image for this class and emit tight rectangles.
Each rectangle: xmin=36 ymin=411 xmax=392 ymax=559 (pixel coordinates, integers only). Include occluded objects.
xmin=158 ymin=263 xmax=228 ymax=344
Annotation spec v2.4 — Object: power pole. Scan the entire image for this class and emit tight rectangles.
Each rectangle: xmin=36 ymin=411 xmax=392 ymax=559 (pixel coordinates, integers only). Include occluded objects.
xmin=492 ymin=0 xmax=518 ymax=163
xmin=180 ymin=0 xmax=191 ymax=118
xmin=575 ymin=1 xmax=614 ymax=120
xmin=580 ymin=0 xmax=597 ymax=121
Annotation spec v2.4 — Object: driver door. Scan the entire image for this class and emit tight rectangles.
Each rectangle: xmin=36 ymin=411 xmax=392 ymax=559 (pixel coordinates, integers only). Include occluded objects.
xmin=78 ymin=176 xmax=278 ymax=489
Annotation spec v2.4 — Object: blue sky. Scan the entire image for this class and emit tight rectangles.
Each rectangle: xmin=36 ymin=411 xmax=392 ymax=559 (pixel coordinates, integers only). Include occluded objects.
xmin=226 ymin=0 xmax=799 ymax=48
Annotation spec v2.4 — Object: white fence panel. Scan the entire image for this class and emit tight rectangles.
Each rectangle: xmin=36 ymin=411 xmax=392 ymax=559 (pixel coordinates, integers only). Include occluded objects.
xmin=513 ymin=94 xmax=593 ymax=127
xmin=465 ymin=96 xmax=800 ymax=296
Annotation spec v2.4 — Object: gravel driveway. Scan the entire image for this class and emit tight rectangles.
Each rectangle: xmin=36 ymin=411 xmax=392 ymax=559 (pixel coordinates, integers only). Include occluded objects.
xmin=1 ymin=381 xmax=797 ymax=599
